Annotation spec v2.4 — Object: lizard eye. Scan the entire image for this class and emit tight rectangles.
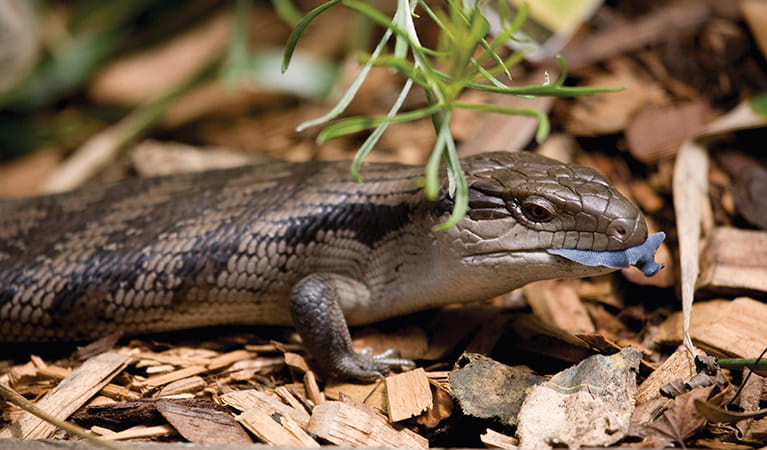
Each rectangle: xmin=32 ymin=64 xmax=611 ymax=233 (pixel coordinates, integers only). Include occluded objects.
xmin=520 ymin=196 xmax=556 ymax=222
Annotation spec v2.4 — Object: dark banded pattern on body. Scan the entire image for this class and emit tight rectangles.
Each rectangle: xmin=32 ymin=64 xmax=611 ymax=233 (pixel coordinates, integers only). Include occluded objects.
xmin=0 ymin=160 xmax=425 ymax=341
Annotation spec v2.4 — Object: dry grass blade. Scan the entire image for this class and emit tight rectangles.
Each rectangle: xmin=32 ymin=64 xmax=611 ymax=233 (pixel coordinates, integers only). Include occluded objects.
xmin=0 ymin=383 xmax=123 ymax=450
xmin=672 ymin=140 xmax=708 ymax=357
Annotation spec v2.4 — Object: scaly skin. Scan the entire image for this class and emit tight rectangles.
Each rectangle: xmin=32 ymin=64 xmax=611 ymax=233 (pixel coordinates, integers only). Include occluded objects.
xmin=0 ymin=151 xmax=648 ymax=379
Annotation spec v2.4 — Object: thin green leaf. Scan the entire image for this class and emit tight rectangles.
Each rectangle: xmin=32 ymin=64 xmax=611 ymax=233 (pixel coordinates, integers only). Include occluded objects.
xmin=479 ymin=39 xmax=510 ymax=79
xmin=343 ymin=0 xmax=405 ymax=36
xmin=343 ymin=0 xmax=440 ymax=88
xmin=476 ymin=49 xmax=527 ymax=81
xmin=282 ymin=0 xmax=341 ymax=73
xmin=365 ymin=54 xmax=429 ymax=87
xmin=423 ymin=88 xmax=442 ymax=131
xmin=318 ymin=103 xmax=442 ymax=143
xmin=422 ymin=108 xmax=468 ymax=231
xmin=424 ymin=131 xmax=446 ymax=200
xmin=467 ymin=82 xmax=624 ymax=97
xmin=718 ymin=357 xmax=767 ymax=370
xmin=471 ymin=59 xmax=509 ymax=89
xmin=416 ymin=0 xmax=445 ymax=30
xmin=433 ymin=123 xmax=467 ymax=229
xmin=351 ymin=79 xmax=414 ymax=182
xmin=422 ymin=97 xmax=447 ymax=200
xmin=413 ymin=61 xmax=619 ymax=98
xmin=553 ymin=55 xmax=568 ymax=87
xmin=454 ymin=102 xmax=550 ymax=142
xmin=297 ymin=28 xmax=392 ymax=131
xmin=433 ymin=134 xmax=468 ymax=230
xmin=474 ymin=3 xmax=528 ymax=73
xmin=271 ymin=0 xmax=304 ymax=27
xmin=393 ymin=0 xmax=416 ymax=59
xmin=506 ymin=2 xmax=530 ymax=36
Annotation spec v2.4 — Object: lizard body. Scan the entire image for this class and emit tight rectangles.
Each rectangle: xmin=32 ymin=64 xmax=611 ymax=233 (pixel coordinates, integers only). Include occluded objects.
xmin=0 ymin=151 xmax=661 ymax=378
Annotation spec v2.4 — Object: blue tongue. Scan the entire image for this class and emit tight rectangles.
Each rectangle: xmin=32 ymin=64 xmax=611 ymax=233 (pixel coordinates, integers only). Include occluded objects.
xmin=547 ymin=232 xmax=666 ymax=277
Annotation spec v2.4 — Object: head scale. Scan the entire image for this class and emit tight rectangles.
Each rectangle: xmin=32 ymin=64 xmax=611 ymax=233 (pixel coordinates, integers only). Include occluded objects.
xmin=450 ymin=151 xmax=647 ymax=255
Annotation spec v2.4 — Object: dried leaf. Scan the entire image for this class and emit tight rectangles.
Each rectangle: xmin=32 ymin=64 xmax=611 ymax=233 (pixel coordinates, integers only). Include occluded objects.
xmin=642 ymin=386 xmax=714 ymax=447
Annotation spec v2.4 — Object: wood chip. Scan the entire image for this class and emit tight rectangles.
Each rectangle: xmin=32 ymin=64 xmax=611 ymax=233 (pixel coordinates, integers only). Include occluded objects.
xmin=220 ymin=389 xmax=311 ymax=428
xmin=74 ymin=332 xmax=123 ymax=361
xmin=464 ymin=311 xmax=511 ymax=356
xmin=625 ymin=101 xmax=711 ymax=164
xmin=228 ymin=356 xmax=285 ymax=380
xmin=157 ymin=376 xmax=206 ymax=397
xmin=480 ymin=427 xmax=519 ymax=449
xmin=525 ymin=279 xmax=595 ymax=334
xmin=385 ymin=368 xmax=433 ymax=422
xmin=742 ymin=0 xmax=767 ymax=59
xmin=653 ymin=299 xmax=730 ymax=345
xmin=631 ymin=396 xmax=673 ymax=429
xmin=98 ymin=424 xmax=175 ymax=441
xmin=0 ymin=352 xmax=132 ymax=440
xmin=655 ymin=297 xmax=767 ymax=358
xmin=565 ymin=59 xmax=668 ymax=136
xmin=0 ymin=148 xmax=61 ymax=197
xmin=698 ymin=227 xmax=767 ymax=294
xmin=141 ymin=365 xmax=207 ymax=387
xmin=237 ymin=407 xmax=319 ymax=447
xmin=136 ymin=350 xmax=214 ymax=367
xmin=636 ymin=350 xmax=695 ymax=405
xmin=73 ymin=399 xmax=166 ymax=430
xmin=244 ymin=343 xmax=304 ymax=353
xmin=36 ymin=364 xmax=139 ymax=400
xmin=694 ymin=297 xmax=767 ymax=358
xmin=324 ymin=380 xmax=387 ymax=414
xmin=89 ymin=12 xmax=232 ymax=104
xmin=284 ymin=352 xmax=310 ymax=373
xmin=155 ymin=399 xmax=251 ymax=444
xmin=141 ymin=350 xmax=253 ymax=387
xmin=274 ymin=386 xmax=311 ymax=414
xmin=303 ymin=370 xmax=324 ymax=406
xmin=307 ymin=400 xmax=428 ymax=448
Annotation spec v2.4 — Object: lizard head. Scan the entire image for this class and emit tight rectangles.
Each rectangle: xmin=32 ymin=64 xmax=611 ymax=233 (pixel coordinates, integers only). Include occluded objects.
xmin=433 ymin=151 xmax=663 ymax=284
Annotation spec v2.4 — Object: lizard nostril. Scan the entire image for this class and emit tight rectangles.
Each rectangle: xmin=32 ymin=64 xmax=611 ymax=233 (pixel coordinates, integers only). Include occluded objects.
xmin=606 ymin=218 xmax=646 ymax=250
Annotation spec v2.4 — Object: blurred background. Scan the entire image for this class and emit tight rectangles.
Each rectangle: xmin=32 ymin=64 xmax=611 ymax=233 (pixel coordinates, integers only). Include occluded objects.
xmin=0 ymin=0 xmax=764 ymax=199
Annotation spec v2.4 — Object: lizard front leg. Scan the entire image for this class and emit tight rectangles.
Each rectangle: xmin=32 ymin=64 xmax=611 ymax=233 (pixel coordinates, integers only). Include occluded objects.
xmin=289 ymin=273 xmax=414 ymax=380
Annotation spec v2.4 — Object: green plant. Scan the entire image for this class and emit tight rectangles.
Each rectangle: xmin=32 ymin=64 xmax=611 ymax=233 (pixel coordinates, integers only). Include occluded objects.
xmin=282 ymin=0 xmax=620 ymax=230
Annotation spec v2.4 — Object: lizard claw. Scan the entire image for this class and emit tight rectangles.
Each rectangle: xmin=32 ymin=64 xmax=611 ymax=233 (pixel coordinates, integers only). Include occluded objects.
xmin=334 ymin=347 xmax=415 ymax=381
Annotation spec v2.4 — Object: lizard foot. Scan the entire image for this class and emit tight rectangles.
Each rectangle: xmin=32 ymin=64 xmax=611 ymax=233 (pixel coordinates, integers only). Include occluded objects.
xmin=334 ymin=347 xmax=416 ymax=381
